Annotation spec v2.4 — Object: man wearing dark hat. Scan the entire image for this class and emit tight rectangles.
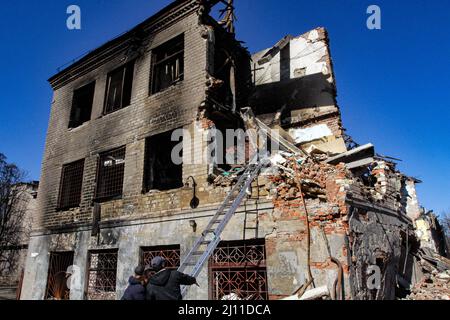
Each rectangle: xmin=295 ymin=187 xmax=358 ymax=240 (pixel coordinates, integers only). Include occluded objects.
xmin=121 ymin=265 xmax=146 ymax=300
xmin=146 ymin=256 xmax=198 ymax=300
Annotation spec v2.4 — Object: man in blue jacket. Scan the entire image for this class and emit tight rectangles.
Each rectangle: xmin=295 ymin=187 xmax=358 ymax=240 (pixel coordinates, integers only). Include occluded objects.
xmin=121 ymin=265 xmax=146 ymax=300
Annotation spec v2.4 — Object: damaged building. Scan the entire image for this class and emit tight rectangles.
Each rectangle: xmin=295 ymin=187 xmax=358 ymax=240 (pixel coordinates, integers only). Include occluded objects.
xmin=20 ymin=0 xmax=448 ymax=300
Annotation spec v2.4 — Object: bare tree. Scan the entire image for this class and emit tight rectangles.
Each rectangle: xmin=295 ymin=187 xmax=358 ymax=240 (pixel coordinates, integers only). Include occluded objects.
xmin=0 ymin=153 xmax=27 ymax=277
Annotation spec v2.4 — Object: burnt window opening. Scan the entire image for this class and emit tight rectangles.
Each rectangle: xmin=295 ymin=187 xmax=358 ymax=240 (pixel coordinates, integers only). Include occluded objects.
xmin=151 ymin=34 xmax=184 ymax=94
xmin=214 ymin=48 xmax=235 ymax=109
xmin=69 ymin=82 xmax=95 ymax=128
xmin=104 ymin=61 xmax=135 ymax=114
xmin=143 ymin=130 xmax=183 ymax=192
xmin=207 ymin=110 xmax=245 ymax=172
xmin=357 ymin=164 xmax=377 ymax=188
xmin=57 ymin=159 xmax=85 ymax=210
xmin=141 ymin=245 xmax=180 ymax=277
xmin=212 ymin=29 xmax=252 ymax=113
xmin=87 ymin=250 xmax=118 ymax=300
xmin=95 ymin=147 xmax=126 ymax=201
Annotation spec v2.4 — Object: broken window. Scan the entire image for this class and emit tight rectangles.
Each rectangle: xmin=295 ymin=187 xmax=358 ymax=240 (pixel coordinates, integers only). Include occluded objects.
xmin=69 ymin=82 xmax=95 ymax=128
xmin=143 ymin=131 xmax=183 ymax=192
xmin=214 ymin=48 xmax=235 ymax=109
xmin=95 ymin=147 xmax=126 ymax=201
xmin=104 ymin=61 xmax=135 ymax=114
xmin=205 ymin=110 xmax=246 ymax=173
xmin=151 ymin=34 xmax=184 ymax=94
xmin=209 ymin=239 xmax=268 ymax=300
xmin=45 ymin=252 xmax=74 ymax=300
xmin=57 ymin=159 xmax=84 ymax=210
xmin=141 ymin=245 xmax=180 ymax=276
xmin=87 ymin=250 xmax=118 ymax=300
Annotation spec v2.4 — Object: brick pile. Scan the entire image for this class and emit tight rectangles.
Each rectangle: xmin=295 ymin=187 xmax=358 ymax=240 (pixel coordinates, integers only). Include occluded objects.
xmin=406 ymin=251 xmax=450 ymax=300
xmin=407 ymin=271 xmax=450 ymax=300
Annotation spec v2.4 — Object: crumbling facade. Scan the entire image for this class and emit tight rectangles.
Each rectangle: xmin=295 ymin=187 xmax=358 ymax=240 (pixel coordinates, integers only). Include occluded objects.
xmin=414 ymin=209 xmax=448 ymax=257
xmin=21 ymin=0 xmax=444 ymax=300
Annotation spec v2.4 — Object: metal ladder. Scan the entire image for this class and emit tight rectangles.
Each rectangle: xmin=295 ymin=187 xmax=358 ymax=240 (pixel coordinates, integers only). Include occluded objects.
xmin=178 ymin=153 xmax=269 ymax=296
xmin=243 ymin=179 xmax=261 ymax=240
xmin=243 ymin=204 xmax=259 ymax=240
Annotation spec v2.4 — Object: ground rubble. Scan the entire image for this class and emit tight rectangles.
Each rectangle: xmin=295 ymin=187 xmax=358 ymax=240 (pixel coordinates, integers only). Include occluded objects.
xmin=405 ymin=249 xmax=450 ymax=300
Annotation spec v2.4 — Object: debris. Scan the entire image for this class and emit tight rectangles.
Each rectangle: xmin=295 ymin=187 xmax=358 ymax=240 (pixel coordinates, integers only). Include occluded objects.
xmin=270 ymin=153 xmax=287 ymax=166
xmin=325 ymin=143 xmax=375 ymax=165
xmin=345 ymin=157 xmax=374 ymax=170
xmin=405 ymin=249 xmax=450 ymax=300
xmin=258 ymin=35 xmax=293 ymax=65
xmin=406 ymin=271 xmax=450 ymax=300
xmin=221 ymin=293 xmax=241 ymax=300
xmin=299 ymin=285 xmax=330 ymax=300
xmin=211 ymin=166 xmax=246 ymax=187
xmin=281 ymin=285 xmax=330 ymax=300
xmin=288 ymin=124 xmax=333 ymax=145
xmin=304 ymin=144 xmax=328 ymax=155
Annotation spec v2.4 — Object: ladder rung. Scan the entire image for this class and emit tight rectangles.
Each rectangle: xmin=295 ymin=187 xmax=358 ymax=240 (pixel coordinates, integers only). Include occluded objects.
xmin=200 ymin=240 xmax=211 ymax=245
xmin=192 ymin=251 xmax=203 ymax=256
xmin=213 ymin=220 xmax=222 ymax=224
xmin=245 ymin=227 xmax=258 ymax=230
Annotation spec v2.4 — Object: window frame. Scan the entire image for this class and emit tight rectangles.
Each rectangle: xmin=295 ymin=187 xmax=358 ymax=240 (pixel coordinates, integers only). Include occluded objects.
xmin=142 ymin=131 xmax=183 ymax=193
xmin=68 ymin=81 xmax=96 ymax=129
xmin=150 ymin=34 xmax=185 ymax=94
xmin=103 ymin=60 xmax=135 ymax=115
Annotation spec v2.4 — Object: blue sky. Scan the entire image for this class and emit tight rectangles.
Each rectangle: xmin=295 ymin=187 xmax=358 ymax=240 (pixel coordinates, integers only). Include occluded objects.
xmin=0 ymin=0 xmax=449 ymax=215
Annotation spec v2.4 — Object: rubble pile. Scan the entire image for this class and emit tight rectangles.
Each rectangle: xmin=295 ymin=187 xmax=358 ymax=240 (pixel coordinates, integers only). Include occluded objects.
xmin=266 ymin=152 xmax=347 ymax=202
xmin=265 ymin=153 xmax=304 ymax=201
xmin=268 ymin=160 xmax=327 ymax=201
xmin=407 ymin=249 xmax=450 ymax=300
xmin=210 ymin=166 xmax=245 ymax=187
xmin=407 ymin=271 xmax=450 ymax=300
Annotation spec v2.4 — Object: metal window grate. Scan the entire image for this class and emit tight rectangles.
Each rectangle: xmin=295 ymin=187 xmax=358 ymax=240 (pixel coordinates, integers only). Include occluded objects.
xmin=45 ymin=252 xmax=74 ymax=300
xmin=209 ymin=239 xmax=268 ymax=300
xmin=87 ymin=250 xmax=118 ymax=300
xmin=58 ymin=159 xmax=85 ymax=210
xmin=141 ymin=245 xmax=180 ymax=276
xmin=96 ymin=147 xmax=126 ymax=201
